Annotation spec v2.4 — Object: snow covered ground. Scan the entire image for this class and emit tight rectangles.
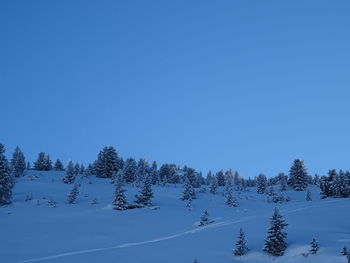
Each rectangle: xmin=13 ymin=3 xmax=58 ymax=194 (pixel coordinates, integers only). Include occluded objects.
xmin=1 ymin=171 xmax=349 ymax=263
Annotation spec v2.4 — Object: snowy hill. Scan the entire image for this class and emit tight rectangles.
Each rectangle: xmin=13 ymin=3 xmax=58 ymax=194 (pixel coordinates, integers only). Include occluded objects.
xmin=1 ymin=171 xmax=350 ymax=263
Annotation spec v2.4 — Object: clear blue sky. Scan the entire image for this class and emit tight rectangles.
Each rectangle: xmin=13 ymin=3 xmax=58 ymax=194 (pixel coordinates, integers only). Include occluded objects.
xmin=1 ymin=0 xmax=350 ymax=178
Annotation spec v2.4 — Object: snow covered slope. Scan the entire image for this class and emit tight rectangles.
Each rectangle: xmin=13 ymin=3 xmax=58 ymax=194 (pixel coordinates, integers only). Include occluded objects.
xmin=1 ymin=171 xmax=349 ymax=263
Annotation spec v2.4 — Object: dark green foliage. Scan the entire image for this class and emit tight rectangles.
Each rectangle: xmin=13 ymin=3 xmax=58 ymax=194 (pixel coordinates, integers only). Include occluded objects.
xmin=263 ymin=208 xmax=288 ymax=256
xmin=289 ymin=159 xmax=308 ymax=191
xmin=0 ymin=144 xmax=14 ymax=205
xmin=10 ymin=146 xmax=26 ymax=177
xmin=63 ymin=161 xmax=76 ymax=184
xmin=234 ymin=228 xmax=248 ymax=256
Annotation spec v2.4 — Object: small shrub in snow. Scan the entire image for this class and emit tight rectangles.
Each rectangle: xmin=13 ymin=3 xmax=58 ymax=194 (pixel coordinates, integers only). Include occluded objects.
xmin=267 ymin=193 xmax=290 ymax=204
xmin=25 ymin=194 xmax=33 ymax=202
xmin=199 ymin=210 xmax=214 ymax=226
xmin=47 ymin=197 xmax=57 ymax=208
xmin=341 ymin=246 xmax=349 ymax=256
xmin=90 ymin=198 xmax=97 ymax=205
xmin=306 ymin=189 xmax=312 ymax=201
xmin=186 ymin=196 xmax=192 ymax=211
xmin=310 ymin=238 xmax=319 ymax=254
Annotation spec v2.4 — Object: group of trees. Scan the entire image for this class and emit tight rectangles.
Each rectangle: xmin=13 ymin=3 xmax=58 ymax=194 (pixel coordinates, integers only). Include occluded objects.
xmin=320 ymin=169 xmax=350 ymax=198
xmin=233 ymin=208 xmax=319 ymax=258
xmin=2 ymin=142 xmax=350 ymax=207
xmin=112 ymin=169 xmax=154 ymax=210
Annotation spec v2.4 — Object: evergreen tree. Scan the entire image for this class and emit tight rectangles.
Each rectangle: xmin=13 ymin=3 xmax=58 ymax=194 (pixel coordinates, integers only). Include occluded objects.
xmin=306 ymin=189 xmax=312 ymax=201
xmin=150 ymin=161 xmax=158 ymax=185
xmin=10 ymin=146 xmax=26 ymax=177
xmin=225 ymin=177 xmax=238 ymax=207
xmin=54 ymin=159 xmax=64 ymax=171
xmin=112 ymin=172 xmax=128 ymax=210
xmin=34 ymin=152 xmax=48 ymax=170
xmin=257 ymin=174 xmax=267 ymax=194
xmin=209 ymin=176 xmax=218 ymax=194
xmin=182 ymin=176 xmax=196 ymax=200
xmin=310 ymin=238 xmax=319 ymax=254
xmin=193 ymin=258 xmax=199 ymax=263
xmin=85 ymin=164 xmax=94 ymax=176
xmin=135 ymin=173 xmax=154 ymax=206
xmin=74 ymin=163 xmax=80 ymax=176
xmin=79 ymin=164 xmax=85 ymax=174
xmin=199 ymin=210 xmax=211 ymax=226
xmin=289 ymin=159 xmax=308 ymax=191
xmin=216 ymin=170 xmax=225 ymax=187
xmin=67 ymin=183 xmax=79 ymax=204
xmin=122 ymin=158 xmax=137 ymax=183
xmin=263 ymin=208 xmax=288 ymax=256
xmin=341 ymin=246 xmax=349 ymax=256
xmin=0 ymin=144 xmax=14 ymax=205
xmin=94 ymin=146 xmax=121 ymax=178
xmin=63 ymin=161 xmax=76 ymax=184
xmin=233 ymin=227 xmax=248 ymax=256
xmin=45 ymin=155 xmax=53 ymax=170
xmin=279 ymin=173 xmax=287 ymax=192
xmin=135 ymin=158 xmax=149 ymax=187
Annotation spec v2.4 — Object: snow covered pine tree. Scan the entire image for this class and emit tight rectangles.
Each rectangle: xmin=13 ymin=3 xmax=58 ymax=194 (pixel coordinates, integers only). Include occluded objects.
xmin=112 ymin=172 xmax=129 ymax=210
xmin=0 ymin=144 xmax=14 ymax=205
xmin=263 ymin=208 xmax=288 ymax=256
xmin=233 ymin=227 xmax=248 ymax=256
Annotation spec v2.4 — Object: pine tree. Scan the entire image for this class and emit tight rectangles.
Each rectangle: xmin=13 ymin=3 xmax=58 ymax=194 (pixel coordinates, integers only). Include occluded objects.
xmin=150 ymin=161 xmax=158 ymax=185
xmin=216 ymin=170 xmax=225 ymax=187
xmin=310 ymin=238 xmax=319 ymax=254
xmin=341 ymin=246 xmax=349 ymax=256
xmin=263 ymin=208 xmax=288 ymax=256
xmin=289 ymin=159 xmax=308 ymax=191
xmin=63 ymin=161 xmax=76 ymax=184
xmin=182 ymin=176 xmax=196 ymax=200
xmin=34 ymin=152 xmax=48 ymax=170
xmin=74 ymin=163 xmax=80 ymax=176
xmin=45 ymin=155 xmax=53 ymax=170
xmin=193 ymin=258 xmax=199 ymax=263
xmin=0 ymin=144 xmax=14 ymax=205
xmin=26 ymin=162 xmax=31 ymax=170
xmin=10 ymin=146 xmax=26 ymax=177
xmin=94 ymin=146 xmax=121 ymax=178
xmin=199 ymin=210 xmax=211 ymax=226
xmin=209 ymin=176 xmax=218 ymax=194
xmin=135 ymin=158 xmax=149 ymax=187
xmin=54 ymin=159 xmax=64 ymax=171
xmin=306 ymin=189 xmax=312 ymax=201
xmin=112 ymin=172 xmax=128 ymax=210
xmin=233 ymin=227 xmax=248 ymax=256
xmin=67 ymin=183 xmax=79 ymax=204
xmin=122 ymin=158 xmax=137 ymax=183
xmin=135 ymin=173 xmax=154 ymax=206
xmin=279 ymin=173 xmax=287 ymax=192
xmin=257 ymin=174 xmax=267 ymax=194
xmin=79 ymin=164 xmax=85 ymax=174
xmin=225 ymin=178 xmax=238 ymax=207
